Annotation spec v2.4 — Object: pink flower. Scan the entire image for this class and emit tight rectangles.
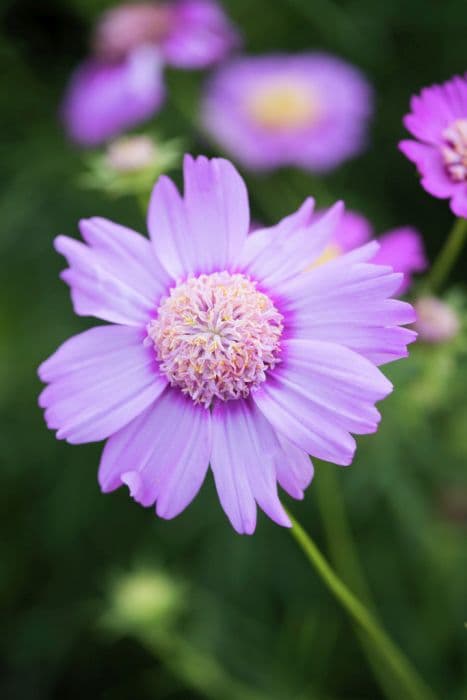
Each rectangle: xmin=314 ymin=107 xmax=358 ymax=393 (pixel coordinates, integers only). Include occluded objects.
xmin=94 ymin=1 xmax=240 ymax=69
xmin=62 ymin=47 xmax=165 ymax=147
xmin=38 ymin=156 xmax=415 ymax=534
xmin=399 ymin=74 xmax=467 ymax=218
xmin=201 ymin=53 xmax=373 ymax=172
xmin=314 ymin=210 xmax=427 ymax=294
xmin=414 ymin=297 xmax=460 ymax=343
xmin=63 ymin=1 xmax=239 ymax=146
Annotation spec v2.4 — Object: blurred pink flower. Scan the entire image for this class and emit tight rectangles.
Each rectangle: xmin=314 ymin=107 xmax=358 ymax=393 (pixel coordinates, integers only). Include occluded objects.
xmin=313 ymin=209 xmax=427 ymax=294
xmin=414 ymin=297 xmax=460 ymax=343
xmin=202 ymin=53 xmax=373 ymax=172
xmin=62 ymin=47 xmax=165 ymax=147
xmin=63 ymin=1 xmax=239 ymax=146
xmin=94 ymin=1 xmax=240 ymax=69
xmin=399 ymin=74 xmax=467 ymax=218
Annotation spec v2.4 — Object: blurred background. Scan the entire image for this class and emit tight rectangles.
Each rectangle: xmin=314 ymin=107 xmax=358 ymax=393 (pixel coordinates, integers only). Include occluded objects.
xmin=1 ymin=1 xmax=467 ymax=698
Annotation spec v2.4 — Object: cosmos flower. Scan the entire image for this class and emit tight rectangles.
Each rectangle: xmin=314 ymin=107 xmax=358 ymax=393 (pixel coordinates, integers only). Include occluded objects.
xmin=94 ymin=0 xmax=240 ymax=69
xmin=201 ymin=53 xmax=373 ymax=172
xmin=62 ymin=46 xmax=165 ymax=146
xmin=38 ymin=155 xmax=415 ymax=534
xmin=63 ymin=1 xmax=239 ymax=146
xmin=312 ymin=210 xmax=427 ymax=294
xmin=399 ymin=74 xmax=467 ymax=218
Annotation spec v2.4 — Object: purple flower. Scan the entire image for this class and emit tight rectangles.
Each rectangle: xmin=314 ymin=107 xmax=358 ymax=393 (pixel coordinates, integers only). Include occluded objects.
xmin=63 ymin=1 xmax=239 ymax=146
xmin=313 ymin=210 xmax=427 ymax=294
xmin=62 ymin=46 xmax=165 ymax=146
xmin=38 ymin=156 xmax=415 ymax=534
xmin=94 ymin=1 xmax=240 ymax=69
xmin=399 ymin=74 xmax=467 ymax=218
xmin=201 ymin=53 xmax=373 ymax=172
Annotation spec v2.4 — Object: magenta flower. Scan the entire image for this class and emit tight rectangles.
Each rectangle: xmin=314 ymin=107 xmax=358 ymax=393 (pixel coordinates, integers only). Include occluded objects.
xmin=62 ymin=47 xmax=165 ymax=147
xmin=201 ymin=53 xmax=373 ymax=172
xmin=314 ymin=210 xmax=427 ymax=294
xmin=399 ymin=74 xmax=467 ymax=217
xmin=94 ymin=0 xmax=240 ymax=69
xmin=38 ymin=156 xmax=415 ymax=534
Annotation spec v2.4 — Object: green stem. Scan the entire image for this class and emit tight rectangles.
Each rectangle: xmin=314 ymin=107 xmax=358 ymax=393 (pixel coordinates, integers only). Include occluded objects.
xmin=288 ymin=511 xmax=437 ymax=700
xmin=426 ymin=217 xmax=467 ymax=293
xmin=315 ymin=469 xmax=407 ymax=700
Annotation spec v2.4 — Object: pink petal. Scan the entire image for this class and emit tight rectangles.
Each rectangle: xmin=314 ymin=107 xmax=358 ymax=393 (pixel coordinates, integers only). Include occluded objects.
xmin=331 ymin=209 xmax=373 ymax=252
xmin=62 ymin=47 xmax=165 ymax=147
xmin=38 ymin=325 xmax=166 ymax=444
xmin=372 ymin=227 xmax=427 ymax=294
xmin=55 ymin=217 xmax=170 ymax=326
xmin=162 ymin=0 xmax=240 ymax=69
xmin=148 ymin=155 xmax=249 ymax=278
xmin=210 ymin=399 xmax=292 ymax=534
xmin=450 ymin=186 xmax=467 ymax=218
xmin=99 ymin=388 xmax=211 ymax=518
xmin=279 ymin=246 xmax=416 ymax=364
xmin=275 ymin=433 xmax=314 ymax=499
xmin=253 ymin=339 xmax=393 ymax=466
xmin=238 ymin=201 xmax=343 ymax=287
xmin=399 ymin=140 xmax=454 ymax=198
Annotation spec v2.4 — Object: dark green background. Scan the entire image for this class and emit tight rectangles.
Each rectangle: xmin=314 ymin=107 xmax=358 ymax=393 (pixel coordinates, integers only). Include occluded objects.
xmin=1 ymin=1 xmax=466 ymax=698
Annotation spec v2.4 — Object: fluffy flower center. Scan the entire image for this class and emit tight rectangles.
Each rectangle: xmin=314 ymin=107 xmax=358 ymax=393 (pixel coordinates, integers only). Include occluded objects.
xmin=442 ymin=119 xmax=467 ymax=182
xmin=148 ymin=272 xmax=283 ymax=407
xmin=247 ymin=81 xmax=321 ymax=130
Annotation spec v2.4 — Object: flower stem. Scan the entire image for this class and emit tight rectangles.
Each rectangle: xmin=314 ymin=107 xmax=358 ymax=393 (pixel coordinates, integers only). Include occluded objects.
xmin=287 ymin=510 xmax=437 ymax=700
xmin=426 ymin=217 xmax=467 ymax=293
xmin=315 ymin=468 xmax=406 ymax=700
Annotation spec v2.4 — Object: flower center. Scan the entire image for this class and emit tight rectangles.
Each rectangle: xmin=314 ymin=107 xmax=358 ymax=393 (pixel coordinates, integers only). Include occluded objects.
xmin=247 ymin=81 xmax=321 ymax=131
xmin=441 ymin=119 xmax=467 ymax=182
xmin=148 ymin=272 xmax=283 ymax=407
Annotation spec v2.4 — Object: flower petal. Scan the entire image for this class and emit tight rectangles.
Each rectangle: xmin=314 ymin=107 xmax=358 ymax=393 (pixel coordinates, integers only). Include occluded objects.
xmin=372 ymin=226 xmax=427 ymax=294
xmin=238 ymin=201 xmax=343 ymax=287
xmin=275 ymin=433 xmax=314 ymax=500
xmin=279 ymin=247 xmax=416 ymax=365
xmin=210 ymin=399 xmax=292 ymax=534
xmin=253 ymin=339 xmax=393 ymax=466
xmin=148 ymin=155 xmax=249 ymax=278
xmin=62 ymin=47 xmax=165 ymax=146
xmin=98 ymin=388 xmax=211 ymax=518
xmin=55 ymin=217 xmax=170 ymax=326
xmin=399 ymin=140 xmax=454 ymax=198
xmin=162 ymin=0 xmax=240 ymax=69
xmin=38 ymin=325 xmax=166 ymax=444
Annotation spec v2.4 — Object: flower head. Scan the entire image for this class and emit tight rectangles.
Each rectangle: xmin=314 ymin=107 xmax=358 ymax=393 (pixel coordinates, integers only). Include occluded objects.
xmin=414 ymin=296 xmax=460 ymax=343
xmin=63 ymin=1 xmax=239 ymax=146
xmin=201 ymin=54 xmax=373 ymax=172
xmin=312 ymin=210 xmax=427 ymax=294
xmin=399 ymin=74 xmax=467 ymax=217
xmin=81 ymin=133 xmax=181 ymax=197
xmin=38 ymin=155 xmax=415 ymax=534
xmin=62 ymin=46 xmax=165 ymax=146
xmin=94 ymin=0 xmax=240 ymax=69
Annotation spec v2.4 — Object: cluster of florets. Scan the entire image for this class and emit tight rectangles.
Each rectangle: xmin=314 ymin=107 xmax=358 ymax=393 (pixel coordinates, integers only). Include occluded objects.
xmin=147 ymin=272 xmax=284 ymax=407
